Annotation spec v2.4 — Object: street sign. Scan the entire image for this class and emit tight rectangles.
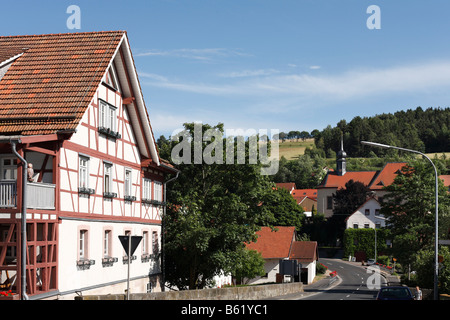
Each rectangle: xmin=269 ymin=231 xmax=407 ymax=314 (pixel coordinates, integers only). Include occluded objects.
xmin=119 ymin=235 xmax=142 ymax=257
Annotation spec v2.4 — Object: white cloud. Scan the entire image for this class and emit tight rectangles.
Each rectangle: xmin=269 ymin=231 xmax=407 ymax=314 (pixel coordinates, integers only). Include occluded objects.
xmin=218 ymin=68 xmax=280 ymax=78
xmin=143 ymin=60 xmax=450 ymax=101
xmin=136 ymin=48 xmax=249 ymax=61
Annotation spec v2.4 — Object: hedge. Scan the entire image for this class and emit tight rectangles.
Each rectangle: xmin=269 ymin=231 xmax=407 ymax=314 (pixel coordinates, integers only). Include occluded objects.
xmin=343 ymin=228 xmax=390 ymax=259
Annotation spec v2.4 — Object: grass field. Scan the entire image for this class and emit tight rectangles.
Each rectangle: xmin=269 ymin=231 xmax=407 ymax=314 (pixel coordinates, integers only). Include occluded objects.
xmin=277 ymin=139 xmax=315 ymax=160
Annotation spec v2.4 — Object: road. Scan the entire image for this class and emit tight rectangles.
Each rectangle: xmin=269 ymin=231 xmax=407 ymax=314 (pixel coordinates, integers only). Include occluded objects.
xmin=299 ymin=258 xmax=387 ymax=300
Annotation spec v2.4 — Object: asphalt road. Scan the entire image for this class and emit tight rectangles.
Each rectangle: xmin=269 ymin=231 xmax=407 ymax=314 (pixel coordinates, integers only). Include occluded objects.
xmin=299 ymin=258 xmax=387 ymax=300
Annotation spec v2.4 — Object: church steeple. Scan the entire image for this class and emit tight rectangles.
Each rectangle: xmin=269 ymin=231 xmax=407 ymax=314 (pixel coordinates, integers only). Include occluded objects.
xmin=336 ymin=133 xmax=347 ymax=176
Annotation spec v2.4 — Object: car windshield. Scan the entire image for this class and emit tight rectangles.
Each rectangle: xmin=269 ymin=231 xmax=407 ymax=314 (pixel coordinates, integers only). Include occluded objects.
xmin=379 ymin=288 xmax=411 ymax=298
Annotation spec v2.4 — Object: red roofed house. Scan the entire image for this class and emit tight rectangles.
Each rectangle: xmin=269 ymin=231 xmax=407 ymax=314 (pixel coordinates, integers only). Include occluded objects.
xmin=245 ymin=226 xmax=319 ymax=285
xmin=292 ymin=189 xmax=317 ymax=217
xmin=317 ymin=139 xmax=406 ymax=218
xmin=275 ymin=183 xmax=296 ymax=194
xmin=289 ymin=241 xmax=318 ymax=284
xmin=0 ymin=31 xmax=178 ymax=300
xmin=245 ymin=226 xmax=296 ymax=285
xmin=440 ymin=175 xmax=450 ymax=192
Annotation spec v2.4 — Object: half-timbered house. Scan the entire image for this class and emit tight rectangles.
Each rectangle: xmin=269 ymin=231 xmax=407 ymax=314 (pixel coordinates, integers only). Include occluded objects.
xmin=0 ymin=31 xmax=178 ymax=300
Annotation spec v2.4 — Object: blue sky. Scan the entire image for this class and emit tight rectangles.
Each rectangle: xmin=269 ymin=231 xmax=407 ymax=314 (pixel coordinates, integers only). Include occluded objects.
xmin=2 ymin=0 xmax=450 ymax=138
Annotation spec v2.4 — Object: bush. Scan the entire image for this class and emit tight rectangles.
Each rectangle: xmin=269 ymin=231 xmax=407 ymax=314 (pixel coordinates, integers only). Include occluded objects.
xmin=316 ymin=262 xmax=327 ymax=274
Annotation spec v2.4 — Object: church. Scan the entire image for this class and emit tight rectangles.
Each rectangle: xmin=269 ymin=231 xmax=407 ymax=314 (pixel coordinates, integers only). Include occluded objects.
xmin=316 ymin=139 xmax=406 ymax=218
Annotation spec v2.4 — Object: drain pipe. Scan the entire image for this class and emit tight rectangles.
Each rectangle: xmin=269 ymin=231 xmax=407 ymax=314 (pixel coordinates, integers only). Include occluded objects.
xmin=10 ymin=141 xmax=29 ymax=300
xmin=161 ymin=166 xmax=180 ymax=292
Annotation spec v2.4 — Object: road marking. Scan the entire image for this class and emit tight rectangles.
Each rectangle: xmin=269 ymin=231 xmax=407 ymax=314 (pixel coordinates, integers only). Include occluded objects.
xmin=346 ymin=295 xmax=350 ymax=298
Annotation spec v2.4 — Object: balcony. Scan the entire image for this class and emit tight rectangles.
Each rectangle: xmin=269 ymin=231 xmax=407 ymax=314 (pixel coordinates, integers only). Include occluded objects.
xmin=0 ymin=181 xmax=55 ymax=210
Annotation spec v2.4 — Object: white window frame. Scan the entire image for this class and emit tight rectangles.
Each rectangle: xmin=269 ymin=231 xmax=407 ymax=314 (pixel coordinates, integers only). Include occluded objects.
xmin=143 ymin=178 xmax=152 ymax=201
xmin=124 ymin=169 xmax=132 ymax=197
xmin=154 ymin=181 xmax=162 ymax=202
xmin=103 ymin=230 xmax=112 ymax=257
xmin=0 ymin=156 xmax=18 ymax=181
xmin=99 ymin=99 xmax=117 ymax=132
xmin=79 ymin=230 xmax=88 ymax=260
xmin=79 ymin=156 xmax=89 ymax=189
xmin=104 ymin=163 xmax=113 ymax=194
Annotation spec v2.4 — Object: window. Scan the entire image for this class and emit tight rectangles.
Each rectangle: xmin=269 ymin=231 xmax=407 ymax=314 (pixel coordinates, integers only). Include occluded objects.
xmin=79 ymin=229 xmax=88 ymax=260
xmin=142 ymin=231 xmax=149 ymax=254
xmin=365 ymin=209 xmax=370 ymax=216
xmin=1 ymin=157 xmax=17 ymax=180
xmin=103 ymin=230 xmax=112 ymax=257
xmin=124 ymin=169 xmax=132 ymax=197
xmin=99 ymin=99 xmax=118 ymax=137
xmin=364 ymin=224 xmax=370 ymax=229
xmin=375 ymin=223 xmax=381 ymax=229
xmin=375 ymin=209 xmax=380 ymax=216
xmin=143 ymin=178 xmax=152 ymax=201
xmin=79 ymin=156 xmax=89 ymax=189
xmin=154 ymin=182 xmax=162 ymax=203
xmin=326 ymin=196 xmax=333 ymax=210
xmin=152 ymin=231 xmax=159 ymax=254
xmin=353 ymin=224 xmax=359 ymax=229
xmin=103 ymin=163 xmax=115 ymax=198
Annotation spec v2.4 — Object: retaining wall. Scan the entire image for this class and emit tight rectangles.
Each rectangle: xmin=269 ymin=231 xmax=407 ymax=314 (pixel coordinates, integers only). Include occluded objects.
xmin=74 ymin=282 xmax=304 ymax=300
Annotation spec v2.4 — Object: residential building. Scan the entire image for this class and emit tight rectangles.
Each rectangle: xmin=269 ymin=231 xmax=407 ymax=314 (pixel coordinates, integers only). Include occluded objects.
xmin=345 ymin=197 xmax=386 ymax=230
xmin=245 ymin=226 xmax=318 ymax=285
xmin=0 ymin=31 xmax=178 ymax=300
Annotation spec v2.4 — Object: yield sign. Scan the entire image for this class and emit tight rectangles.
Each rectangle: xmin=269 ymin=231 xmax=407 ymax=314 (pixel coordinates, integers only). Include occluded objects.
xmin=119 ymin=235 xmax=143 ymax=257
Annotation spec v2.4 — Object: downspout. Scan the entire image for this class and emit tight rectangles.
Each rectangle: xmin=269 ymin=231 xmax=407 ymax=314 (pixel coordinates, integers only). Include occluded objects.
xmin=161 ymin=167 xmax=180 ymax=292
xmin=10 ymin=141 xmax=29 ymax=300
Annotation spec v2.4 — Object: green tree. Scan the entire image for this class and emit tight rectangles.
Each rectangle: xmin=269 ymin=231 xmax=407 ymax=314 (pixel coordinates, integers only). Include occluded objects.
xmin=381 ymin=161 xmax=450 ymax=273
xmin=230 ymin=248 xmax=266 ymax=285
xmin=163 ymin=123 xmax=275 ymax=290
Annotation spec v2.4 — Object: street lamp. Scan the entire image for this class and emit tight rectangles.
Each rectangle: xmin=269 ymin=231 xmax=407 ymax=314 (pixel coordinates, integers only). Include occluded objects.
xmin=361 ymin=141 xmax=439 ymax=300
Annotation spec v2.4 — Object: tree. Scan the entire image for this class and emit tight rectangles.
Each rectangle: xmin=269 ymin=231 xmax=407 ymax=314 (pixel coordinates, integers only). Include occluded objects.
xmin=163 ymin=123 xmax=275 ymax=290
xmin=230 ymin=248 xmax=266 ymax=285
xmin=381 ymin=161 xmax=450 ymax=274
xmin=328 ymin=180 xmax=371 ymax=243
xmin=261 ymin=185 xmax=304 ymax=231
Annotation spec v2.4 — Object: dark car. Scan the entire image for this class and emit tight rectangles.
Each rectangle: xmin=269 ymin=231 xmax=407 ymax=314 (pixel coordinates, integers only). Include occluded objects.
xmin=376 ymin=286 xmax=415 ymax=300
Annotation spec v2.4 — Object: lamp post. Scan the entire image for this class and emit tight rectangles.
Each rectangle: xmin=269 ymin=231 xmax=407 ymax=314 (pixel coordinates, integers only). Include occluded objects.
xmin=361 ymin=141 xmax=439 ymax=300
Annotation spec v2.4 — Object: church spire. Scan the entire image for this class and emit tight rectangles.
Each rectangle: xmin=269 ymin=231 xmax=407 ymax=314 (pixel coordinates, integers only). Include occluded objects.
xmin=337 ymin=133 xmax=347 ymax=176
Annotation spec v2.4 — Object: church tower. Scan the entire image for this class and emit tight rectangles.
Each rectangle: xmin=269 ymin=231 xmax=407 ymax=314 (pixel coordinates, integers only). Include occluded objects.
xmin=336 ymin=134 xmax=347 ymax=176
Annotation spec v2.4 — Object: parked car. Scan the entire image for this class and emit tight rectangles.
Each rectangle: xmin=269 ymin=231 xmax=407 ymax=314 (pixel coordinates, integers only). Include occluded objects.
xmin=376 ymin=286 xmax=415 ymax=300
xmin=366 ymin=259 xmax=375 ymax=266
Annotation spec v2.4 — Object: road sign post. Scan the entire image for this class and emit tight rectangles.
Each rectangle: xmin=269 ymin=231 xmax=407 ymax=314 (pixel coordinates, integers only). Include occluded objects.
xmin=119 ymin=235 xmax=142 ymax=300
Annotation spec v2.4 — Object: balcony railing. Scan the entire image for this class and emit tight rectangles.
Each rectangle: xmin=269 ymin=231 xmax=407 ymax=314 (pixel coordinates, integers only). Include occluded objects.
xmin=0 ymin=181 xmax=55 ymax=210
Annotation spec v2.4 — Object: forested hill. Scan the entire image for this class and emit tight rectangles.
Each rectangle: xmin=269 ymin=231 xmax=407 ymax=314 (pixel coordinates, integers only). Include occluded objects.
xmin=313 ymin=107 xmax=450 ymax=157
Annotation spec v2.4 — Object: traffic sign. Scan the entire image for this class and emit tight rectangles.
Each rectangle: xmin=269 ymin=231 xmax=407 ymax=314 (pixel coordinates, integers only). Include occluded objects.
xmin=119 ymin=235 xmax=142 ymax=257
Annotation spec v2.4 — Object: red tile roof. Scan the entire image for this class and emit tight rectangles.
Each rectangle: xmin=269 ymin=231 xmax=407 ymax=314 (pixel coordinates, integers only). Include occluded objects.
xmin=275 ymin=183 xmax=296 ymax=192
xmin=440 ymin=175 xmax=450 ymax=187
xmin=292 ymin=189 xmax=317 ymax=200
xmin=370 ymin=162 xmax=407 ymax=190
xmin=246 ymin=226 xmax=296 ymax=259
xmin=0 ymin=31 xmax=125 ymax=135
xmin=318 ymin=162 xmax=407 ymax=190
xmin=289 ymin=241 xmax=318 ymax=264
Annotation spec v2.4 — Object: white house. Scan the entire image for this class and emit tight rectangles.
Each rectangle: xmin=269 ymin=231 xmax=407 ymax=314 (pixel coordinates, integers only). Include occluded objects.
xmin=0 ymin=31 xmax=178 ymax=300
xmin=345 ymin=198 xmax=386 ymax=229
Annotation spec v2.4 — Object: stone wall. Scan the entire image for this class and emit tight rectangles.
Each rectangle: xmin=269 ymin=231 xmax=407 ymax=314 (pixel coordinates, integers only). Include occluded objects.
xmin=75 ymin=282 xmax=303 ymax=300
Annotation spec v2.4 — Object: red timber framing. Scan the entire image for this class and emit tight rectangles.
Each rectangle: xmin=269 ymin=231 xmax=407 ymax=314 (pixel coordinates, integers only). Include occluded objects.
xmin=0 ymin=136 xmax=62 ymax=299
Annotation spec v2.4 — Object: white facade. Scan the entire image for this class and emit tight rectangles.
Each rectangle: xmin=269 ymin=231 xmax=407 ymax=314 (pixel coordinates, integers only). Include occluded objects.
xmin=56 ymin=51 xmax=167 ymax=300
xmin=346 ymin=198 xmax=386 ymax=229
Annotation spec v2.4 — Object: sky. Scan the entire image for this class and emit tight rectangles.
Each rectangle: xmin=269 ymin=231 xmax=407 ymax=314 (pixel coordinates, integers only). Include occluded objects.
xmin=2 ymin=0 xmax=450 ymax=138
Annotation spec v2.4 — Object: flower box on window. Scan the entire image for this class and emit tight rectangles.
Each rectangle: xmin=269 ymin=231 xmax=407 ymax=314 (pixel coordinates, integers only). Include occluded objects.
xmin=78 ymin=187 xmax=95 ymax=195
xmin=102 ymin=256 xmax=118 ymax=267
xmin=124 ymin=195 xmax=136 ymax=202
xmin=103 ymin=192 xmax=117 ymax=199
xmin=98 ymin=126 xmax=121 ymax=140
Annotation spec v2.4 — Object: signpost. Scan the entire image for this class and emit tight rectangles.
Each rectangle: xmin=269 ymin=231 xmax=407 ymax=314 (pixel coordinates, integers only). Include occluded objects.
xmin=119 ymin=235 xmax=142 ymax=300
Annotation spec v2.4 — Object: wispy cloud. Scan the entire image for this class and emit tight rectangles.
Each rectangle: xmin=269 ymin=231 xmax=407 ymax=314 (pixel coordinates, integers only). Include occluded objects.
xmin=143 ymin=60 xmax=450 ymax=101
xmin=136 ymin=48 xmax=249 ymax=61
xmin=218 ymin=68 xmax=280 ymax=78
